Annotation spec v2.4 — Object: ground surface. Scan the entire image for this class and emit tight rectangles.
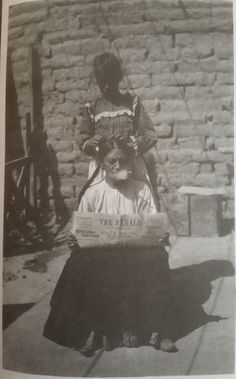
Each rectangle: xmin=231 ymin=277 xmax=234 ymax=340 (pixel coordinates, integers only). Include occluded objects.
xmin=2 ymin=233 xmax=235 ymax=377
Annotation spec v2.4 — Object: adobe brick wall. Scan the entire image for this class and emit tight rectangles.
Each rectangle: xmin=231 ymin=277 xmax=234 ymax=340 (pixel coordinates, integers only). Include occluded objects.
xmin=7 ymin=0 xmax=234 ymax=219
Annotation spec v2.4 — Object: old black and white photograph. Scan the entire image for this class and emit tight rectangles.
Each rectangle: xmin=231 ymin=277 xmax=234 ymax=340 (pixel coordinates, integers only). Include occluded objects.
xmin=1 ymin=0 xmax=235 ymax=377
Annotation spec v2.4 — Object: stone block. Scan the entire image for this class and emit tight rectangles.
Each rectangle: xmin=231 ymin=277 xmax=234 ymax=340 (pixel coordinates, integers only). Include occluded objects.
xmin=195 ymin=173 xmax=230 ymax=187
xmin=190 ymin=194 xmax=222 ymax=237
xmin=51 ymin=41 xmax=81 ymax=56
xmin=216 ymin=73 xmax=233 ymax=85
xmin=225 ymin=184 xmax=234 ymax=200
xmin=212 ymin=6 xmax=233 ymax=19
xmin=16 ymin=87 xmax=30 ymax=106
xmin=206 ymin=150 xmax=232 ymax=163
xmin=211 ymin=85 xmax=233 ymax=99
xmin=65 ymin=90 xmax=84 ymax=103
xmin=158 ymin=162 xmax=199 ymax=188
xmin=143 ymin=8 xmax=185 ymax=21
xmin=215 ymin=163 xmax=230 ymax=175
xmin=167 ymin=149 xmax=206 ymax=163
xmin=49 ymin=92 xmax=65 ymax=105
xmin=215 ymin=45 xmax=233 ymax=59
xmin=176 ymin=60 xmax=201 ymax=74
xmin=60 ymin=185 xmax=75 ymax=199
xmin=174 ymin=123 xmax=213 ymax=138
xmin=42 ymin=80 xmax=55 ymax=96
xmin=119 ymin=48 xmax=148 ymax=63
xmin=112 ymin=22 xmax=164 ymax=38
xmin=176 ymin=32 xmax=207 ymax=48
xmin=9 ymin=8 xmax=48 ymax=28
xmin=221 ymin=97 xmax=233 ymax=112
xmin=212 ymin=124 xmax=234 ymax=138
xmin=152 ymin=73 xmax=177 ymax=86
xmin=9 ymin=1 xmax=47 ymax=17
xmin=55 ymin=102 xmax=79 ymax=117
xmin=185 ymin=86 xmax=213 ymax=99
xmin=178 ymin=137 xmax=205 ymax=150
xmin=128 ymin=74 xmax=151 ymax=89
xmin=75 ymin=162 xmax=89 ymax=176
xmin=53 ymin=141 xmax=73 ymax=153
xmin=205 ymin=137 xmax=215 ymax=150
xmin=46 ymin=127 xmax=68 ymax=142
xmin=57 ymin=151 xmax=78 ymax=164
xmin=212 ymin=17 xmax=233 ymax=33
xmin=200 ymin=163 xmax=213 ymax=174
xmin=164 ymin=18 xmax=214 ymax=34
xmin=179 ymin=72 xmax=216 ymax=86
xmin=215 ymin=137 xmax=234 ymax=149
xmin=42 ymin=69 xmax=52 ymax=80
xmin=160 ymin=192 xmax=190 ymax=236
xmin=149 ymin=111 xmax=174 ymax=125
xmin=226 ymin=199 xmax=234 ymax=217
xmin=57 ymin=163 xmax=74 ymax=177
xmin=12 ymin=60 xmax=29 ymax=76
xmin=11 ymin=47 xmax=28 ymax=62
xmin=155 ymin=124 xmax=172 ymax=138
xmin=42 ymin=55 xmax=84 ymax=70
xmin=135 ymin=86 xmax=184 ymax=100
xmin=179 ymin=162 xmax=200 ymax=176
xmin=142 ymin=99 xmax=160 ymax=113
xmin=45 ymin=28 xmax=96 ymax=45
xmin=55 ymin=79 xmax=89 ymax=93
xmin=216 ymin=60 xmax=233 ymax=73
xmin=156 ymin=138 xmax=177 ymax=150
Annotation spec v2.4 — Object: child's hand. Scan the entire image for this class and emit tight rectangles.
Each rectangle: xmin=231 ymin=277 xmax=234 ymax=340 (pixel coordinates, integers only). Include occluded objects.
xmin=84 ymin=135 xmax=106 ymax=153
xmin=67 ymin=232 xmax=79 ymax=252
xmin=114 ymin=134 xmax=126 ymax=144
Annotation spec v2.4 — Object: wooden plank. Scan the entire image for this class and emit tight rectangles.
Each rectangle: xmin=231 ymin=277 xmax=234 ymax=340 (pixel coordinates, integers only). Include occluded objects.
xmin=5 ymin=156 xmax=32 ymax=169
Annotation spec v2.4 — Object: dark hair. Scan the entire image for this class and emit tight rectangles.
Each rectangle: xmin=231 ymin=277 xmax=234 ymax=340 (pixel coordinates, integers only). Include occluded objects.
xmin=93 ymin=52 xmax=123 ymax=89
xmin=98 ymin=136 xmax=133 ymax=162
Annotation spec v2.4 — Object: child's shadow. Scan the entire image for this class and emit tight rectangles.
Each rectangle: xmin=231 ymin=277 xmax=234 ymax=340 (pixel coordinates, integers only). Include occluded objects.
xmin=169 ymin=259 xmax=234 ymax=341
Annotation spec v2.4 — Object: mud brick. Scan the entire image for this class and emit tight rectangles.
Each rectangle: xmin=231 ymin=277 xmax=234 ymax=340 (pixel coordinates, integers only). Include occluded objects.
xmin=178 ymin=137 xmax=205 ymax=150
xmin=195 ymin=173 xmax=230 ymax=187
xmin=9 ymin=8 xmax=48 ymax=28
xmin=155 ymin=124 xmax=172 ymax=138
xmin=57 ymin=151 xmax=79 ymax=163
xmin=74 ymin=162 xmax=89 ymax=176
xmin=57 ymin=164 xmax=74 ymax=177
xmin=200 ymin=163 xmax=213 ymax=174
xmin=128 ymin=74 xmax=151 ymax=89
xmin=53 ymin=141 xmax=73 ymax=153
xmin=215 ymin=163 xmax=229 ymax=175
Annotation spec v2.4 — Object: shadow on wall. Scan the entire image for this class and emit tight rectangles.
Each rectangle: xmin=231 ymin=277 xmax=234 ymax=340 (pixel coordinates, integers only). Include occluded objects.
xmin=169 ymin=259 xmax=235 ymax=342
xmin=4 ymin=49 xmax=70 ymax=257
xmin=5 ymin=54 xmax=25 ymax=162
xmin=31 ymin=47 xmax=70 ymax=225
xmin=4 ymin=54 xmax=26 ymax=255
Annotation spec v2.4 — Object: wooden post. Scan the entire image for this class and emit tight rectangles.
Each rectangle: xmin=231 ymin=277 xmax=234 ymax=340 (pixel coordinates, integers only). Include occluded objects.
xmin=28 ymin=46 xmax=38 ymax=211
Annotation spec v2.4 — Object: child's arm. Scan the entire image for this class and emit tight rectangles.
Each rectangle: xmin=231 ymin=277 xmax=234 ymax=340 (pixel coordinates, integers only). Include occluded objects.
xmin=133 ymin=97 xmax=158 ymax=154
xmin=77 ymin=103 xmax=106 ymax=156
xmin=77 ymin=103 xmax=95 ymax=150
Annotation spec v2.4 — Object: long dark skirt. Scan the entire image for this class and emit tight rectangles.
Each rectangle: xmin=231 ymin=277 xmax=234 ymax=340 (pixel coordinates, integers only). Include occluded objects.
xmin=43 ymin=246 xmax=173 ymax=349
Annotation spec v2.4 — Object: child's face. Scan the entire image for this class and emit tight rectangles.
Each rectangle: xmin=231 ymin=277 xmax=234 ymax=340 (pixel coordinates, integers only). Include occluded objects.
xmin=98 ymin=78 xmax=119 ymax=96
xmin=102 ymin=149 xmax=131 ymax=184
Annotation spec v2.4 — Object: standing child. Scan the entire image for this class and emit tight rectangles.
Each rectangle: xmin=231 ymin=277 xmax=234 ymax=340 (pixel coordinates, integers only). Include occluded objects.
xmin=77 ymin=52 xmax=158 ymax=201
